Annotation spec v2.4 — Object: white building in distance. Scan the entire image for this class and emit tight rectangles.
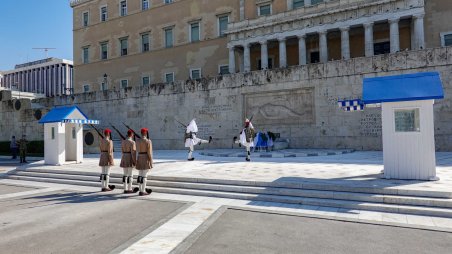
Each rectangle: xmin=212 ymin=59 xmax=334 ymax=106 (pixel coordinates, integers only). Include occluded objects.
xmin=1 ymin=58 xmax=74 ymax=97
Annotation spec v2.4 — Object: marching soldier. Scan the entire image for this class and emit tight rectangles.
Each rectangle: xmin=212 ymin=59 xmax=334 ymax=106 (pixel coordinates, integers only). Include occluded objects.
xmin=17 ymin=135 xmax=28 ymax=163
xmin=120 ymin=130 xmax=137 ymax=194
xmin=234 ymin=119 xmax=256 ymax=161
xmin=134 ymin=128 xmax=153 ymax=196
xmin=99 ymin=129 xmax=116 ymax=192
xmin=185 ymin=119 xmax=212 ymax=161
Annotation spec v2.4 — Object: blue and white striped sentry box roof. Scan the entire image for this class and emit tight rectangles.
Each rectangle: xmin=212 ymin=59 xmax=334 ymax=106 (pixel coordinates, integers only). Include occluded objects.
xmin=337 ymin=99 xmax=362 ymax=107
xmin=39 ymin=106 xmax=100 ymax=125
xmin=62 ymin=119 xmax=100 ymax=124
xmin=342 ymin=105 xmax=365 ymax=112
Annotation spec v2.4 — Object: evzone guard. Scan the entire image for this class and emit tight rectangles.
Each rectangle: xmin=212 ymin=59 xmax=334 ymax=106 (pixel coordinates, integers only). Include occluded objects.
xmin=184 ymin=119 xmax=212 ymax=161
xmin=99 ymin=129 xmax=116 ymax=192
xmin=134 ymin=128 xmax=153 ymax=196
xmin=234 ymin=118 xmax=256 ymax=161
xmin=120 ymin=130 xmax=137 ymax=194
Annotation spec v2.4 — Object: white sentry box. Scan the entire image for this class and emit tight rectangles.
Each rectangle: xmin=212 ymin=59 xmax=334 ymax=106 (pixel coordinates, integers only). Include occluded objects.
xmin=363 ymin=72 xmax=444 ymax=181
xmin=382 ymin=100 xmax=437 ymax=180
xmin=40 ymin=106 xmax=99 ymax=166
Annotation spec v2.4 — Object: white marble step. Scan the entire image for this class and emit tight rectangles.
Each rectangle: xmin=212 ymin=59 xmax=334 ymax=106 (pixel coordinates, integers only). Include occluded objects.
xmin=11 ymin=173 xmax=452 ymax=218
xmin=10 ymin=171 xmax=452 ymax=210
xmin=18 ymin=168 xmax=452 ymax=199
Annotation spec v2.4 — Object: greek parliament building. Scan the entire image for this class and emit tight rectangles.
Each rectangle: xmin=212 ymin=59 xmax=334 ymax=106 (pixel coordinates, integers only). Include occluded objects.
xmin=0 ymin=58 xmax=74 ymax=97
xmin=70 ymin=0 xmax=451 ymax=93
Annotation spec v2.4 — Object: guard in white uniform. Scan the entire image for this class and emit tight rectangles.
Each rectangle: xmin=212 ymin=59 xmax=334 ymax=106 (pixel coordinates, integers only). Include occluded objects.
xmin=185 ymin=119 xmax=212 ymax=161
xmin=234 ymin=119 xmax=256 ymax=161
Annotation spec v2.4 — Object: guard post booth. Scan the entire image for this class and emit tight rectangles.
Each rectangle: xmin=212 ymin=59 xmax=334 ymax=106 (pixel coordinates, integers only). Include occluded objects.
xmin=39 ymin=106 xmax=100 ymax=165
xmin=362 ymin=72 xmax=444 ymax=180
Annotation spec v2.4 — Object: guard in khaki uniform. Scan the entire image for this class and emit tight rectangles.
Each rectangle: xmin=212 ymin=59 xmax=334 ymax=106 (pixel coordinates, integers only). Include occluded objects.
xmin=120 ymin=130 xmax=137 ymax=194
xmin=99 ymin=129 xmax=116 ymax=192
xmin=234 ymin=119 xmax=256 ymax=161
xmin=134 ymin=128 xmax=153 ymax=196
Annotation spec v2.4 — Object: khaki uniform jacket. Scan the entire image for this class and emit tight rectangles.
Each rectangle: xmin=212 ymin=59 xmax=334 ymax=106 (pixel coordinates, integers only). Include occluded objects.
xmin=99 ymin=138 xmax=114 ymax=166
xmin=17 ymin=139 xmax=28 ymax=151
xmin=136 ymin=138 xmax=153 ymax=170
xmin=120 ymin=139 xmax=136 ymax=168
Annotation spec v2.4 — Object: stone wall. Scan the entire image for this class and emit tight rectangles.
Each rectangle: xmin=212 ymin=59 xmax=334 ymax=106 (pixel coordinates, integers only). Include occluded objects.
xmin=1 ymin=47 xmax=451 ymax=151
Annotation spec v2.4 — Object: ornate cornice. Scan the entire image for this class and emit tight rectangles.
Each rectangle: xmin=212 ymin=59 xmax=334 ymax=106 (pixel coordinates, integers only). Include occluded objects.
xmin=70 ymin=0 xmax=94 ymax=8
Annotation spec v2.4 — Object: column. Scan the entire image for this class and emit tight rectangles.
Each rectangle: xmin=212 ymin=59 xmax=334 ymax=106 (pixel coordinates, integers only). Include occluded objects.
xmin=340 ymin=27 xmax=350 ymax=60
xmin=260 ymin=40 xmax=268 ymax=69
xmin=389 ymin=18 xmax=400 ymax=53
xmin=364 ymin=22 xmax=374 ymax=57
xmin=240 ymin=0 xmax=245 ymax=21
xmin=244 ymin=43 xmax=251 ymax=72
xmin=228 ymin=46 xmax=236 ymax=74
xmin=413 ymin=14 xmax=425 ymax=50
xmin=298 ymin=34 xmax=307 ymax=65
xmin=43 ymin=68 xmax=47 ymax=96
xmin=319 ymin=30 xmax=328 ymax=63
xmin=278 ymin=38 xmax=287 ymax=68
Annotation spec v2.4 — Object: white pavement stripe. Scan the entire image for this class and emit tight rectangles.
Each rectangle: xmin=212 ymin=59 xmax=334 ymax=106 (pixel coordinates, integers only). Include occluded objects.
xmin=0 ymin=187 xmax=60 ymax=200
xmin=121 ymin=202 xmax=222 ymax=254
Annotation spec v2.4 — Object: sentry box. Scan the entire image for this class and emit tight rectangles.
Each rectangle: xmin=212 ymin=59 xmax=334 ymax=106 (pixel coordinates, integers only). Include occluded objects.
xmin=363 ymin=72 xmax=444 ymax=180
xmin=39 ymin=106 xmax=100 ymax=166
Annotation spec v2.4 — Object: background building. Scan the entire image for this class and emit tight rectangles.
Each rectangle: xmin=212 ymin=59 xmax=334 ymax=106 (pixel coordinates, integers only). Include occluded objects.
xmin=71 ymin=0 xmax=451 ymax=94
xmin=70 ymin=0 xmax=240 ymax=93
xmin=1 ymin=58 xmax=74 ymax=97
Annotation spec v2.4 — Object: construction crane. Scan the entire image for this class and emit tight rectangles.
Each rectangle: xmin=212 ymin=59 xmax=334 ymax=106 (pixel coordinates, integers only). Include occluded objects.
xmin=32 ymin=48 xmax=56 ymax=58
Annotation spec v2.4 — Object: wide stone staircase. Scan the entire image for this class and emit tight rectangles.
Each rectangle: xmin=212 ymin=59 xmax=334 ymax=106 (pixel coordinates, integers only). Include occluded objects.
xmin=7 ymin=168 xmax=452 ymax=218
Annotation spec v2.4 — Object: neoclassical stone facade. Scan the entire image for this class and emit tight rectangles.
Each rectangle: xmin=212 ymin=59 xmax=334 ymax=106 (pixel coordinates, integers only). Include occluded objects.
xmin=1 ymin=47 xmax=452 ymax=151
xmin=227 ymin=0 xmax=426 ymax=73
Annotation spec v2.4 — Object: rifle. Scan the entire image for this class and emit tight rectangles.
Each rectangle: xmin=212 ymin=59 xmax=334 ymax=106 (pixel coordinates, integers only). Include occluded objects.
xmin=122 ymin=123 xmax=142 ymax=139
xmin=110 ymin=123 xmax=126 ymax=140
xmin=175 ymin=119 xmax=187 ymax=128
xmin=90 ymin=124 xmax=104 ymax=139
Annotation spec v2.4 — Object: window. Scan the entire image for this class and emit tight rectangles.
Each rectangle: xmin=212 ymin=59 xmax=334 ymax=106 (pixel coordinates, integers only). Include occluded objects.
xmin=164 ymin=28 xmax=174 ymax=48
xmin=394 ymin=108 xmax=420 ymax=132
xmin=190 ymin=69 xmax=201 ymax=79
xmin=142 ymin=0 xmax=149 ymax=10
xmin=190 ymin=22 xmax=200 ymax=42
xmin=120 ymin=38 xmax=128 ymax=56
xmin=218 ymin=15 xmax=229 ymax=37
xmin=219 ymin=65 xmax=229 ymax=75
xmin=83 ymin=11 xmax=89 ymax=27
xmin=72 ymin=127 xmax=76 ymax=139
xmin=293 ymin=0 xmax=305 ymax=9
xmin=100 ymin=6 xmax=108 ymax=21
xmin=51 ymin=127 xmax=55 ymax=140
xmin=258 ymin=57 xmax=274 ymax=70
xmin=311 ymin=0 xmax=324 ymax=5
xmin=441 ymin=32 xmax=452 ymax=47
xmin=120 ymin=79 xmax=128 ymax=89
xmin=101 ymin=81 xmax=107 ymax=90
xmin=374 ymin=41 xmax=390 ymax=55
xmin=83 ymin=84 xmax=90 ymax=92
xmin=100 ymin=42 xmax=108 ymax=60
xmin=142 ymin=76 xmax=150 ymax=86
xmin=165 ymin=0 xmax=173 ymax=4
xmin=82 ymin=47 xmax=89 ymax=64
xmin=165 ymin=72 xmax=174 ymax=83
xmin=258 ymin=4 xmax=271 ymax=16
xmin=310 ymin=51 xmax=320 ymax=63
xmin=120 ymin=0 xmax=127 ymax=16
xmin=141 ymin=33 xmax=150 ymax=52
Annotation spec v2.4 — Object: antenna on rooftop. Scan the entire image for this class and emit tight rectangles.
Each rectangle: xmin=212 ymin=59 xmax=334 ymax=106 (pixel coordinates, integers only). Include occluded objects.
xmin=32 ymin=48 xmax=57 ymax=58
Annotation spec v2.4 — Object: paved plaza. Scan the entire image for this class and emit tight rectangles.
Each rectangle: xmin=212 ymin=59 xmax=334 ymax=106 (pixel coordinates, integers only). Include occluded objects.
xmin=2 ymin=150 xmax=452 ymax=253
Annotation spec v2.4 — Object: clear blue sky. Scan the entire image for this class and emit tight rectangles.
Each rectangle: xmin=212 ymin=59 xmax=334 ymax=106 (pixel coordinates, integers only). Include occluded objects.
xmin=0 ymin=0 xmax=73 ymax=70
